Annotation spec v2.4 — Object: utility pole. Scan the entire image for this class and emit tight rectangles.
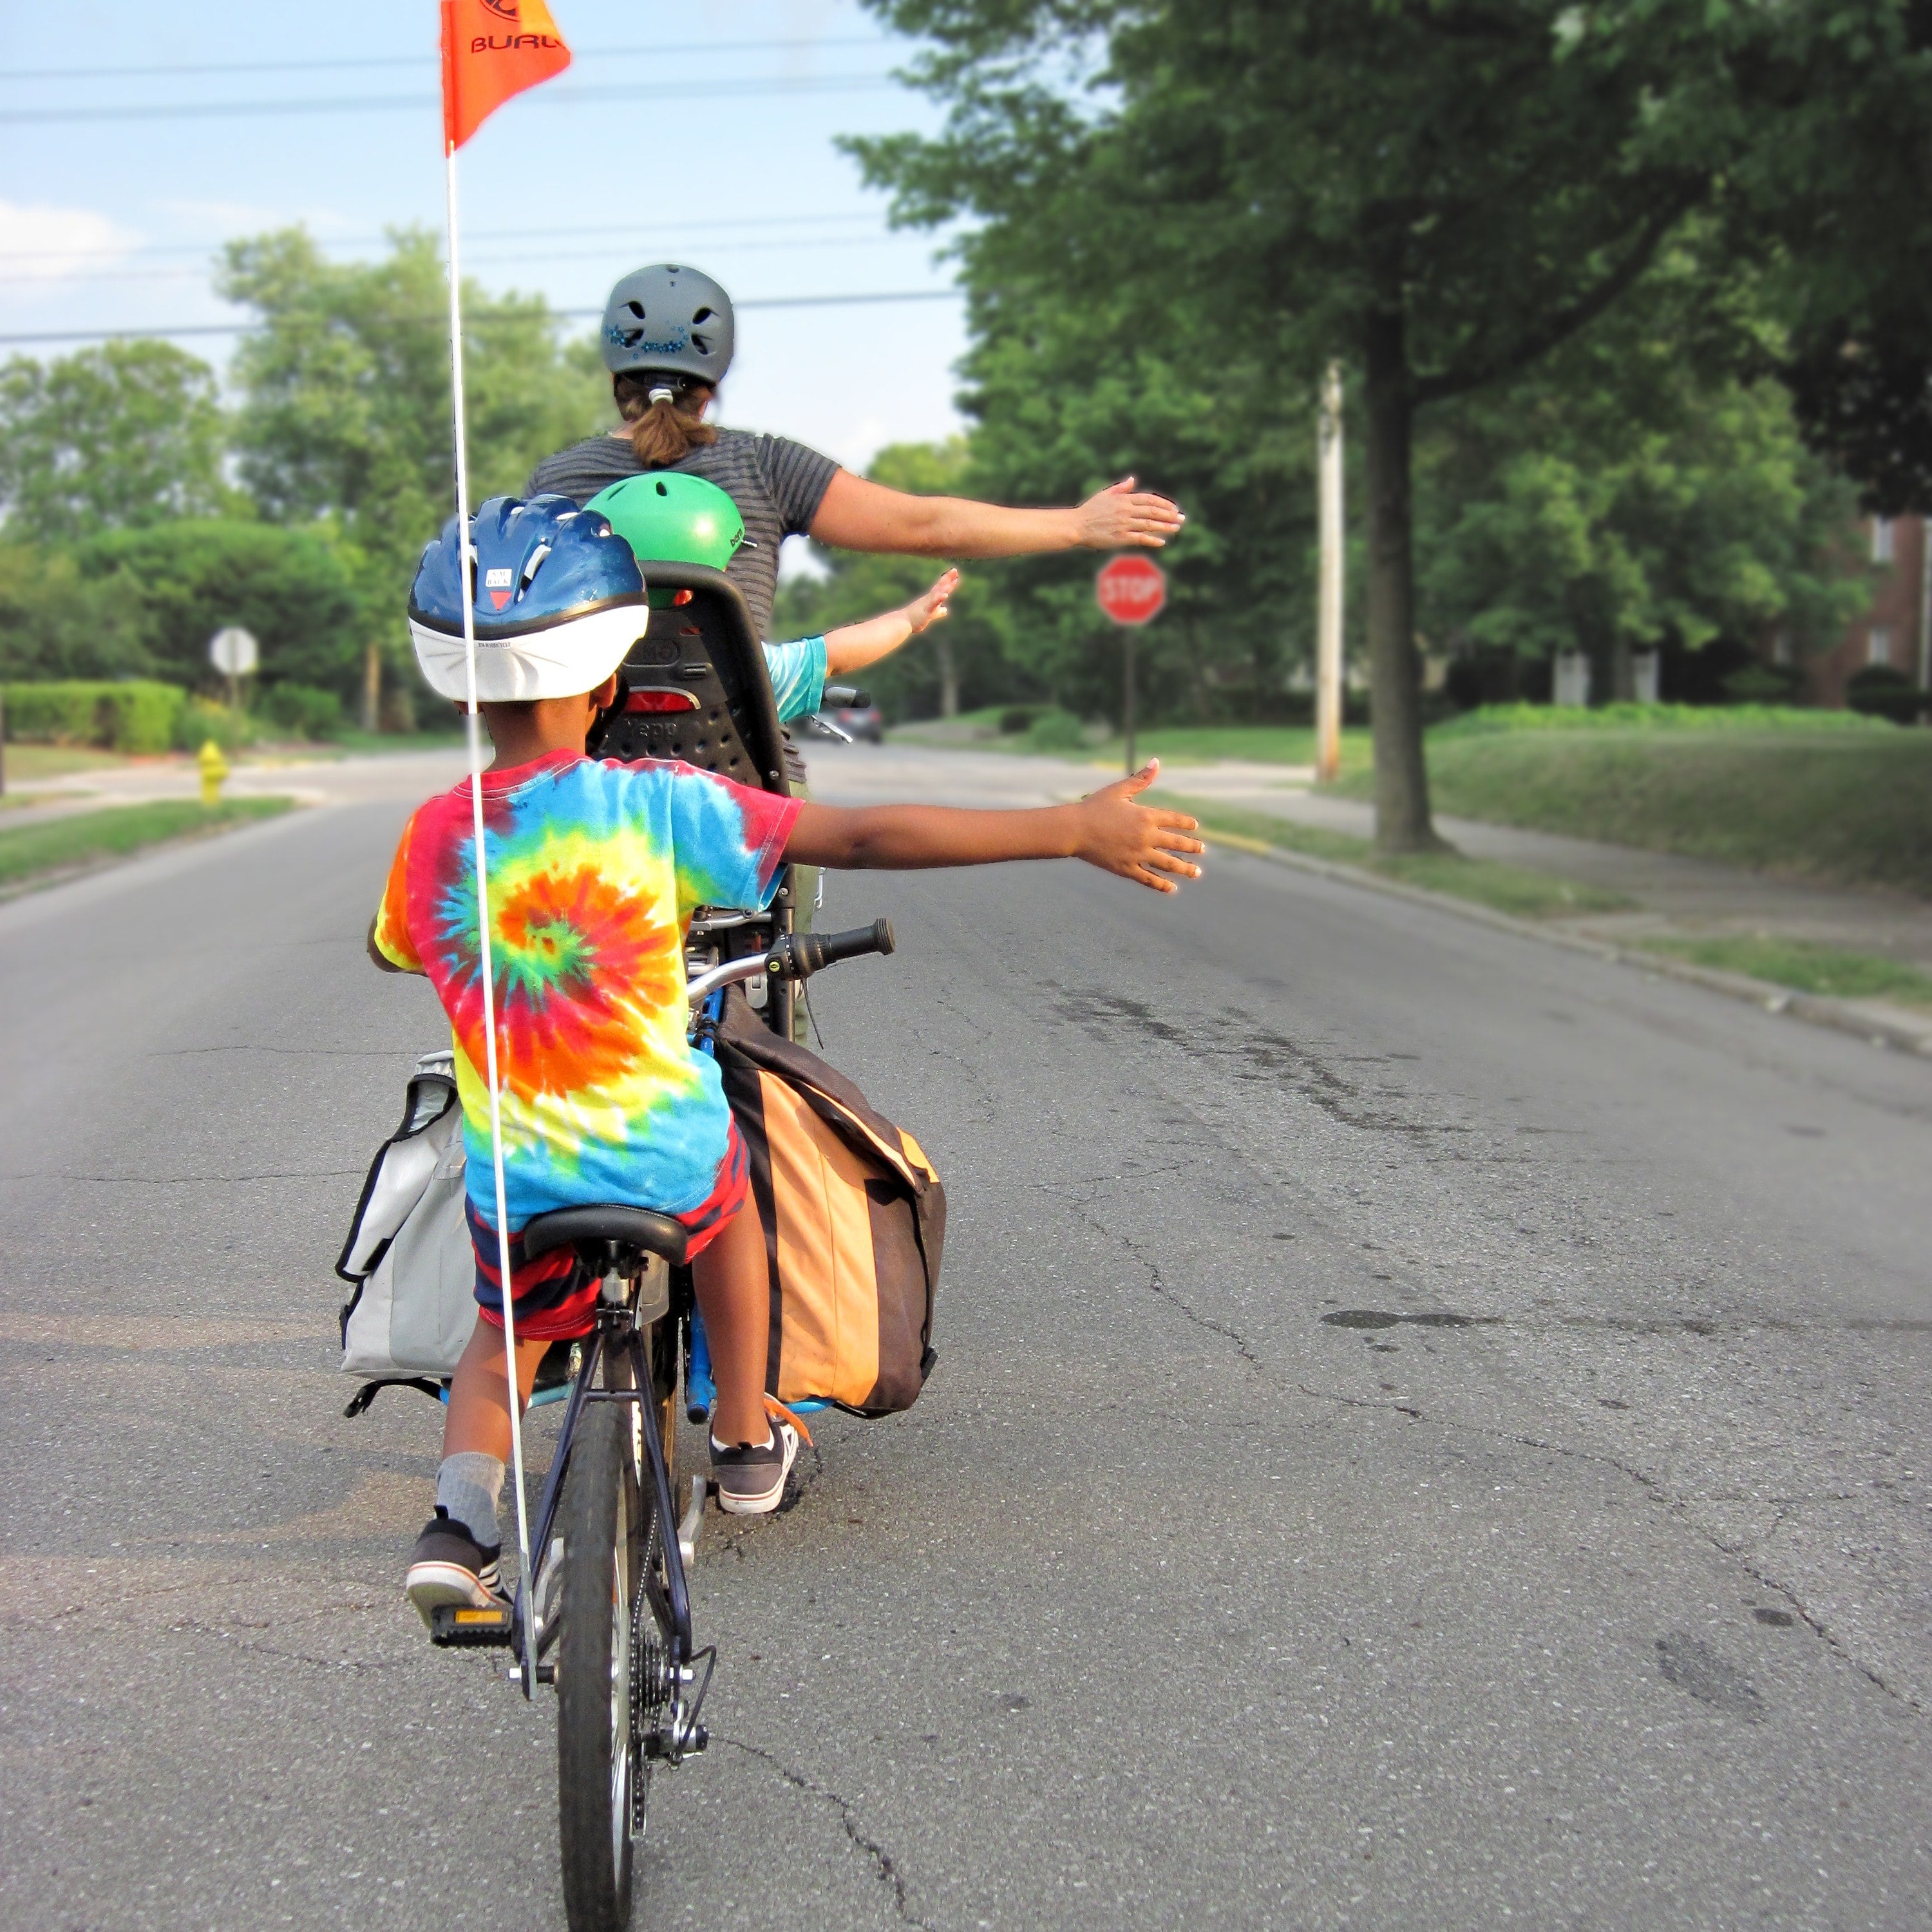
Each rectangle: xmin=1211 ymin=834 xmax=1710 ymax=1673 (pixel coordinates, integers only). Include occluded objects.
xmin=1316 ymin=361 xmax=1345 ymax=783
xmin=363 ymin=638 xmax=383 ymax=734
xmin=1918 ymin=513 xmax=1931 ymax=709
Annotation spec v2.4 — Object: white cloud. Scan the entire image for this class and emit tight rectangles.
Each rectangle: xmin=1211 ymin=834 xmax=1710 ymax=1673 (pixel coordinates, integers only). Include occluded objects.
xmin=0 ymin=197 xmax=137 ymax=286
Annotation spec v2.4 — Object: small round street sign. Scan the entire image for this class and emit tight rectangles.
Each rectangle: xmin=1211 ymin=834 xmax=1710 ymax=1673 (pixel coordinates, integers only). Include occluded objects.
xmin=1095 ymin=554 xmax=1167 ymax=626
xmin=208 ymin=627 xmax=259 ymax=676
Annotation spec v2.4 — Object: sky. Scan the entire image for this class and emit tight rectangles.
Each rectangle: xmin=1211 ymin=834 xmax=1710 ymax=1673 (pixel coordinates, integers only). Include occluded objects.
xmin=0 ymin=0 xmax=969 ymax=481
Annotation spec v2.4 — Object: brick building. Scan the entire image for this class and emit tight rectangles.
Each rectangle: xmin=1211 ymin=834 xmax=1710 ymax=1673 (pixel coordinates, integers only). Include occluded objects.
xmin=1799 ymin=514 xmax=1930 ymax=706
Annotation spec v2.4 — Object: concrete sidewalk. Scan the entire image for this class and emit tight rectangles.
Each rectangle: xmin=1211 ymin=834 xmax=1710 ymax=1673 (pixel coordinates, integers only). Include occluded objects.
xmin=0 ymin=748 xmax=439 ymax=828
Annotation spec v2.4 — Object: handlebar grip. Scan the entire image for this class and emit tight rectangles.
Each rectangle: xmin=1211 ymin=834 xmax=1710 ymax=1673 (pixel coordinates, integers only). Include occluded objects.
xmin=821 ymin=686 xmax=871 ymax=708
xmin=790 ymin=918 xmax=895 ymax=977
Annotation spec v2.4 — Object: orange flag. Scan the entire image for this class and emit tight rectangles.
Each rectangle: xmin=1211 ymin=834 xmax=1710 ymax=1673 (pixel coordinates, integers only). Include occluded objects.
xmin=440 ymin=0 xmax=572 ymax=152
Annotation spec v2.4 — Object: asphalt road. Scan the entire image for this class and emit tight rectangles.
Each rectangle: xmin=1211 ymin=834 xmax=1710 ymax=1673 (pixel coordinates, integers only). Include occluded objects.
xmin=3 ymin=743 xmax=1930 ymax=1930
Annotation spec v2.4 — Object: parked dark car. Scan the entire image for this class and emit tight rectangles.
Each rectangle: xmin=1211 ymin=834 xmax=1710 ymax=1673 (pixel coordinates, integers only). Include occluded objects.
xmin=815 ymin=701 xmax=884 ymax=744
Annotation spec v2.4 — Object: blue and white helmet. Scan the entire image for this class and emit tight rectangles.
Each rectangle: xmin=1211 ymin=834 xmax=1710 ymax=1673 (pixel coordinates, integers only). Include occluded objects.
xmin=407 ymin=495 xmax=649 ymax=702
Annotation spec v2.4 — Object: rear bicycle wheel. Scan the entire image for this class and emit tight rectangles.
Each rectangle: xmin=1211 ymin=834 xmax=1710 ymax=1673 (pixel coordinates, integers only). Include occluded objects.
xmin=556 ymin=1401 xmax=643 ymax=1931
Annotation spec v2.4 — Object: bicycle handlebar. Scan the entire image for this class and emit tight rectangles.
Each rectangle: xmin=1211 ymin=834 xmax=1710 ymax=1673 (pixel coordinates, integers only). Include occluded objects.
xmin=787 ymin=918 xmax=895 ymax=977
xmin=685 ymin=919 xmax=895 ymax=1007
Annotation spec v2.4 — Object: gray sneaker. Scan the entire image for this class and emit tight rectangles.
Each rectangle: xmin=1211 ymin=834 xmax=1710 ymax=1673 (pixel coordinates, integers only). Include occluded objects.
xmin=710 ymin=1420 xmax=799 ymax=1515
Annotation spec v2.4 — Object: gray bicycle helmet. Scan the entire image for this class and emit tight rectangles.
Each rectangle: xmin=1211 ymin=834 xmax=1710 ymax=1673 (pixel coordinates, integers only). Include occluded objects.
xmin=600 ymin=263 xmax=734 ymax=388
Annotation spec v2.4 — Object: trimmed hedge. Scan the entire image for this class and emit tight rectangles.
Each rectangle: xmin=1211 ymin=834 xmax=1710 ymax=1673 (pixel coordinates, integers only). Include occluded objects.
xmin=2 ymin=679 xmax=187 ymax=753
xmin=1433 ymin=700 xmax=1887 ymax=739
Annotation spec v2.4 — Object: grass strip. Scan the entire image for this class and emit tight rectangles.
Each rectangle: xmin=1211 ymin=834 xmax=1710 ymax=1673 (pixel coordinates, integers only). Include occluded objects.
xmin=1631 ymin=935 xmax=1932 ymax=1008
xmin=329 ymin=727 xmax=469 ymax=755
xmin=1 ymin=744 xmax=131 ymax=781
xmin=1432 ymin=701 xmax=1887 ymax=739
xmin=1099 ymin=724 xmax=1373 ymax=770
xmin=1155 ymin=793 xmax=1634 ymax=920
xmin=1334 ymin=727 xmax=1932 ymax=897
xmin=0 ymin=797 xmax=294 ymax=889
xmin=891 ymin=714 xmax=1375 ymax=770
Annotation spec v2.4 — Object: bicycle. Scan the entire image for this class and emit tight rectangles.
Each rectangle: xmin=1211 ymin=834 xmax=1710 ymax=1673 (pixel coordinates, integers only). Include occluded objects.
xmin=426 ymin=918 xmax=894 ymax=1932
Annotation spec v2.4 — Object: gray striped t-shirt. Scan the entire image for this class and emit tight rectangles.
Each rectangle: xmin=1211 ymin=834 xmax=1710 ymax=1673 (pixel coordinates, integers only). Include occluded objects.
xmin=525 ymin=427 xmax=840 ymax=636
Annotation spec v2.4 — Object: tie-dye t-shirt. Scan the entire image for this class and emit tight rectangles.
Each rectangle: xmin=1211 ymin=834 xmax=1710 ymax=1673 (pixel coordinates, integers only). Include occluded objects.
xmin=372 ymin=750 xmax=798 ymax=1226
xmin=762 ymin=635 xmax=826 ymax=723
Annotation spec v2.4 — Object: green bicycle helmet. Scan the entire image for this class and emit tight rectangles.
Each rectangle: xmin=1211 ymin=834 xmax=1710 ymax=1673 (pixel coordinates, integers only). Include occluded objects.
xmin=587 ymin=472 xmax=744 ymax=571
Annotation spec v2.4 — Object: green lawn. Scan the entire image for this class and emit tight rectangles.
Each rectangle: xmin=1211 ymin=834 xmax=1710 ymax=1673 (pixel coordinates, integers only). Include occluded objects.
xmin=1633 ymin=935 xmax=1932 ymax=1007
xmin=330 ymin=726 xmax=469 ymax=755
xmin=1156 ymin=793 xmax=1634 ymax=920
xmin=2 ymin=743 xmax=131 ymax=781
xmin=1432 ymin=701 xmax=1888 ymax=738
xmin=1336 ymin=724 xmax=1932 ymax=898
xmin=0 ymin=797 xmax=294 ymax=891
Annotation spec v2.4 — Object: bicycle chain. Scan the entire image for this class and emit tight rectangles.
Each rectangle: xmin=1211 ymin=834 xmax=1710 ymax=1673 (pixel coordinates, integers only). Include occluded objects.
xmin=629 ymin=1511 xmax=670 ymax=1839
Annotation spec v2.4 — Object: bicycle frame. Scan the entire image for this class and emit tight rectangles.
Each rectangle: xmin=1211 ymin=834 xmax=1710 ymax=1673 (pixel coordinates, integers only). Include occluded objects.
xmin=515 ymin=1299 xmax=694 ymax=1699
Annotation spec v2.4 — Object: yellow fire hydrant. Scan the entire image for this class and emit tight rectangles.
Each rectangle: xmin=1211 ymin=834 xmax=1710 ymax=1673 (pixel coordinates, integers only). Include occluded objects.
xmin=198 ymin=738 xmax=229 ymax=806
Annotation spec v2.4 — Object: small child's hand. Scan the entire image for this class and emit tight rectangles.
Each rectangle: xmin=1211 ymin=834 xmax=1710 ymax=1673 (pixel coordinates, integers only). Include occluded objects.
xmin=1071 ymin=761 xmax=1204 ymax=893
xmin=901 ymin=569 xmax=960 ymax=636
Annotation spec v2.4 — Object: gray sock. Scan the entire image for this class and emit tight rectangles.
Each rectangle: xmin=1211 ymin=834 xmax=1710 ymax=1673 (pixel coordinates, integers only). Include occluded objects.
xmin=436 ymin=1452 xmax=506 ymax=1549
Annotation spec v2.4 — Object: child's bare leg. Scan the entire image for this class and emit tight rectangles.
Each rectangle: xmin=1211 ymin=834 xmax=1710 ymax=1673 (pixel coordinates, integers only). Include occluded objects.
xmin=406 ymin=1316 xmax=553 ymax=1615
xmin=443 ymin=1316 xmax=551 ymax=1459
xmin=691 ymin=1201 xmax=770 ymax=1445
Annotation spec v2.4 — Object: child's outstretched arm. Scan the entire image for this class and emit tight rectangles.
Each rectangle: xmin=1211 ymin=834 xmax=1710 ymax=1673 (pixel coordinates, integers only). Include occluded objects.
xmin=785 ymin=759 xmax=1204 ymax=895
xmin=822 ymin=568 xmax=960 ymax=677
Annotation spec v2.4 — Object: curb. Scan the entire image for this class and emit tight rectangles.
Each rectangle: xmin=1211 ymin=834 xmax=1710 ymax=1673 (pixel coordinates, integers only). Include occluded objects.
xmin=0 ymin=797 xmax=314 ymax=907
xmin=1192 ymin=826 xmax=1932 ymax=1060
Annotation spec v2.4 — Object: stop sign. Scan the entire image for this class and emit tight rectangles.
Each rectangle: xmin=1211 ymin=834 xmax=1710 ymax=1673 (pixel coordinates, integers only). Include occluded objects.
xmin=1095 ymin=554 xmax=1167 ymax=625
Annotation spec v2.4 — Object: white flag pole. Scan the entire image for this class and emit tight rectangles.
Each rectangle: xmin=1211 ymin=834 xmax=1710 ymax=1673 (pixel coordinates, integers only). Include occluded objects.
xmin=444 ymin=139 xmax=536 ymax=1686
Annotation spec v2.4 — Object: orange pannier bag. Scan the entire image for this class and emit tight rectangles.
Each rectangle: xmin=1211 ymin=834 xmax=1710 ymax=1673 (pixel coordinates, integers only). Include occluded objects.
xmin=705 ymin=990 xmax=945 ymax=1417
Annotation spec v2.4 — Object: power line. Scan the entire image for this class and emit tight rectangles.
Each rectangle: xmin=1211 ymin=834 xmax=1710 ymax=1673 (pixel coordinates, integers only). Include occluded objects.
xmin=0 ymin=289 xmax=964 ymax=350
xmin=1 ymin=35 xmax=889 ymax=84
xmin=0 ymin=212 xmax=894 ymax=266
xmin=21 ymin=234 xmax=921 ymax=287
xmin=0 ymin=73 xmax=900 ymax=126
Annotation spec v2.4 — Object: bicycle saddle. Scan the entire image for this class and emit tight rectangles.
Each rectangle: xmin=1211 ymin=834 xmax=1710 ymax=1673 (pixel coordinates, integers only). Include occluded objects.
xmin=520 ymin=1204 xmax=690 ymax=1267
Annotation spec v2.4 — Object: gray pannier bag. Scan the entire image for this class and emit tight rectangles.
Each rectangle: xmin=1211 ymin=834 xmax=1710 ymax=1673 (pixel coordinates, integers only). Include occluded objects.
xmin=335 ymin=1050 xmax=477 ymax=1413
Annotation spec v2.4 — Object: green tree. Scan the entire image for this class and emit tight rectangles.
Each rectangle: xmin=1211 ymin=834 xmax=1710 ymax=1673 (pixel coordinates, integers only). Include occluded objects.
xmin=948 ymin=309 xmax=1319 ymax=726
xmin=0 ymin=341 xmax=227 ymax=542
xmin=852 ymin=0 xmax=1932 ymax=848
xmin=75 ymin=520 xmax=365 ymax=702
xmin=1734 ymin=9 xmax=1932 ymax=513
xmin=220 ymin=228 xmax=607 ymax=717
xmin=0 ymin=545 xmax=147 ymax=682
xmin=1416 ymin=289 xmax=1868 ymax=696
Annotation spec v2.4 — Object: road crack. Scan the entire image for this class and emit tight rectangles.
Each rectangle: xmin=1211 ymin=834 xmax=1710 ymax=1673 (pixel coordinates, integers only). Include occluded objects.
xmin=715 ymin=1735 xmax=929 ymax=1927
xmin=1295 ymin=1380 xmax=1921 ymax=1716
xmin=1067 ymin=1198 xmax=1264 ymax=1372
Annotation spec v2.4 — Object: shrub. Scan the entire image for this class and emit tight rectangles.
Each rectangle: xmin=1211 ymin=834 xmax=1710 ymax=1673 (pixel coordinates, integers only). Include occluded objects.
xmin=260 ymin=682 xmax=346 ymax=740
xmin=174 ymin=696 xmax=252 ymax=753
xmin=999 ymin=704 xmax=1045 ymax=734
xmin=1846 ymin=664 xmax=1926 ymax=724
xmin=1025 ymin=708 xmax=1090 ymax=753
xmin=75 ymin=520 xmax=365 ymax=702
xmin=2 ymin=679 xmax=186 ymax=753
xmin=1721 ymin=663 xmax=1804 ymax=705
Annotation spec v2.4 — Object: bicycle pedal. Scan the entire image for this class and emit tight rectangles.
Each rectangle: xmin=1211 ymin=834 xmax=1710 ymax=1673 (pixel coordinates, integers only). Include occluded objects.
xmin=430 ymin=1602 xmax=515 ymax=1647
xmin=676 ymin=1473 xmax=714 ymax=1565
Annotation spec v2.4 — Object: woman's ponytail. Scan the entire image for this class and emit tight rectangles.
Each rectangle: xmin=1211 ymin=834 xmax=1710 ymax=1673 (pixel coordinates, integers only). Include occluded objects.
xmin=614 ymin=373 xmax=719 ymax=468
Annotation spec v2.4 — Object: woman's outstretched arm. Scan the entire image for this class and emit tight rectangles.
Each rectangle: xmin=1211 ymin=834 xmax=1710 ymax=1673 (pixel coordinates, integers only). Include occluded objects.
xmin=810 ymin=471 xmax=1182 ymax=559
